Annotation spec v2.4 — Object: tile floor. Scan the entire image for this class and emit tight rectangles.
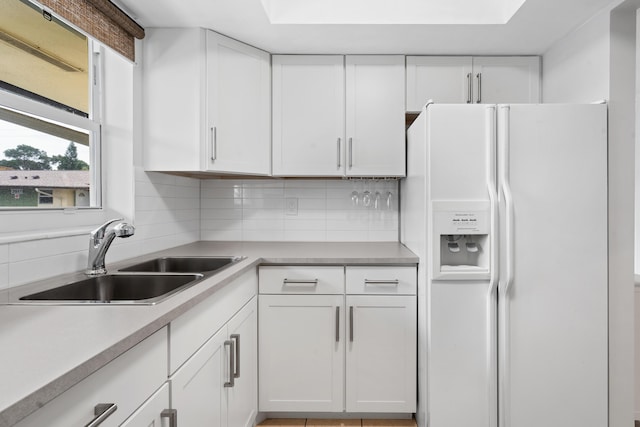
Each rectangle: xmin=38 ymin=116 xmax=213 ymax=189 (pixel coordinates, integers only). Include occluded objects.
xmin=258 ymin=419 xmax=417 ymax=427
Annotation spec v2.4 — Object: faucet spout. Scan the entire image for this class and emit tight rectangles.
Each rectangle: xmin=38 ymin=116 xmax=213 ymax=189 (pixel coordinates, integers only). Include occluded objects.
xmin=86 ymin=219 xmax=135 ymax=276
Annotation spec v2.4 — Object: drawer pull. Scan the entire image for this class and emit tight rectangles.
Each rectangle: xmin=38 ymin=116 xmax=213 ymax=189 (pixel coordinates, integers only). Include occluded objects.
xmin=224 ymin=340 xmax=235 ymax=388
xmin=85 ymin=403 xmax=117 ymax=427
xmin=364 ymin=279 xmax=400 ymax=286
xmin=349 ymin=306 xmax=354 ymax=342
xmin=283 ymin=278 xmax=318 ymax=285
xmin=231 ymin=333 xmax=241 ymax=379
xmin=161 ymin=409 xmax=178 ymax=427
xmin=335 ymin=306 xmax=340 ymax=342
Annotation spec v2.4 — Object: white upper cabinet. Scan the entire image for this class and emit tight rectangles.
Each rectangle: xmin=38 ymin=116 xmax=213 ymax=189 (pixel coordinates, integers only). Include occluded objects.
xmin=272 ymin=55 xmax=346 ymax=177
xmin=273 ymin=55 xmax=406 ymax=177
xmin=406 ymin=56 xmax=473 ymax=107
xmin=142 ymin=28 xmax=271 ymax=175
xmin=345 ymin=56 xmax=406 ymax=177
xmin=206 ymin=32 xmax=271 ymax=175
xmin=471 ymin=56 xmax=541 ymax=104
xmin=406 ymin=56 xmax=540 ymax=110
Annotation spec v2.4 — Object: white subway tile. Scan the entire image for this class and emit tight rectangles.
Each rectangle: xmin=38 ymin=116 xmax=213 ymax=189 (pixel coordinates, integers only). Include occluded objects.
xmin=0 ymin=244 xmax=8 ymax=264
xmin=243 ymin=219 xmax=285 ymax=230
xmin=201 ymin=198 xmax=242 ymax=209
xmin=243 ymin=229 xmax=284 ymax=241
xmin=9 ymin=235 xmax=86 ymax=263
xmin=326 ymin=230 xmax=369 ymax=242
xmin=284 ymin=187 xmax=326 ymax=199
xmin=201 ymin=208 xmax=242 ymax=220
xmin=201 ymin=219 xmax=243 ymax=231
xmin=243 ymin=198 xmax=284 ymax=210
xmin=243 ymin=187 xmax=284 ymax=199
xmin=284 ymin=230 xmax=327 ymax=241
xmin=9 ymin=251 xmax=86 ymax=287
xmin=0 ymin=263 xmax=8 ymax=290
xmin=368 ymin=230 xmax=399 ymax=241
xmin=244 ymin=209 xmax=284 ymax=220
xmin=284 ymin=219 xmax=327 ymax=231
xmin=201 ymin=229 xmax=243 ymax=241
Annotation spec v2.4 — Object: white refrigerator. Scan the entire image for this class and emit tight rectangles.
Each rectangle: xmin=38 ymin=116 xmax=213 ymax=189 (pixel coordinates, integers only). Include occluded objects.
xmin=401 ymin=103 xmax=608 ymax=427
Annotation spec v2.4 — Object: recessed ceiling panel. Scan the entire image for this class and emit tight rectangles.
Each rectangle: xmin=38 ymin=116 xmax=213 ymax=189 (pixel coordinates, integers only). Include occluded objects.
xmin=261 ymin=0 xmax=528 ymax=24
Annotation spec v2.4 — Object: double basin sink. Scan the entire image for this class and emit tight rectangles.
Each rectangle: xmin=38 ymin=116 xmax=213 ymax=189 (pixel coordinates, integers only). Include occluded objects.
xmin=18 ymin=256 xmax=244 ymax=305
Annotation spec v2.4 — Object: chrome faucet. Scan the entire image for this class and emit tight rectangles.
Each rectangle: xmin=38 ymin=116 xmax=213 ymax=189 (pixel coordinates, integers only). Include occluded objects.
xmin=86 ymin=218 xmax=135 ymax=276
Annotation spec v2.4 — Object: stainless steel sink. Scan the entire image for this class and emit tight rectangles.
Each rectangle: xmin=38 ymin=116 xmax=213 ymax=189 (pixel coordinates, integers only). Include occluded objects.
xmin=119 ymin=256 xmax=243 ymax=274
xmin=18 ymin=274 xmax=204 ymax=305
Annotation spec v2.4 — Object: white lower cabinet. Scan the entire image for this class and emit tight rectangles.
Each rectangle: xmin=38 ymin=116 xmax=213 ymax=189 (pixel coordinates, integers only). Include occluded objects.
xmin=15 ymin=328 xmax=168 ymax=427
xmin=345 ymin=295 xmax=417 ymax=413
xmin=259 ymin=294 xmax=345 ymax=412
xmin=258 ymin=265 xmax=417 ymax=415
xmin=170 ymin=296 xmax=258 ymax=426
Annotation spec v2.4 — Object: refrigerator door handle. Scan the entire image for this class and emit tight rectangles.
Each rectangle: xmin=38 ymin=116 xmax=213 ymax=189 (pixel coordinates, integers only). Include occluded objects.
xmin=486 ymin=105 xmax=499 ymax=427
xmin=497 ymin=104 xmax=515 ymax=427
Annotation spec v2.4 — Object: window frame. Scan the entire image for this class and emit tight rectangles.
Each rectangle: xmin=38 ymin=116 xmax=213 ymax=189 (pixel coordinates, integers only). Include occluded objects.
xmin=0 ymin=40 xmax=102 ymax=211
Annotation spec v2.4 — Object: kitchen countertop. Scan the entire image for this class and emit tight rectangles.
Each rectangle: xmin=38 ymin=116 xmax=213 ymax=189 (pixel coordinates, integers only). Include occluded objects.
xmin=0 ymin=241 xmax=417 ymax=426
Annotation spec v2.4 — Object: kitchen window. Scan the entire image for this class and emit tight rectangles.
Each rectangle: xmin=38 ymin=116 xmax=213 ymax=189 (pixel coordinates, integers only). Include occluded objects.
xmin=0 ymin=0 xmax=101 ymax=210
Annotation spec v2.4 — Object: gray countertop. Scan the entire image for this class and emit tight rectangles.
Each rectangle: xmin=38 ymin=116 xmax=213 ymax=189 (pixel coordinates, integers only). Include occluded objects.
xmin=0 ymin=241 xmax=417 ymax=426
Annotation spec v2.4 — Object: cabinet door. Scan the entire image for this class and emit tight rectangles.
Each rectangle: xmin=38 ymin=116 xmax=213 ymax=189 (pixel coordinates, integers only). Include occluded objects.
xmin=120 ymin=383 xmax=170 ymax=427
xmin=142 ymin=28 xmax=204 ymax=171
xmin=345 ymin=56 xmax=406 ymax=177
xmin=345 ymin=295 xmax=417 ymax=413
xmin=227 ymin=297 xmax=258 ymax=427
xmin=171 ymin=326 xmax=229 ymax=426
xmin=259 ymin=294 xmax=345 ymax=412
xmin=472 ymin=56 xmax=540 ymax=104
xmin=272 ymin=55 xmax=345 ymax=176
xmin=206 ymin=31 xmax=271 ymax=175
xmin=406 ymin=56 xmax=473 ymax=110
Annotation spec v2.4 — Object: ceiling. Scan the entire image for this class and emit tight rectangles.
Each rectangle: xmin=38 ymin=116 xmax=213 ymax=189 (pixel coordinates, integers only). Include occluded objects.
xmin=114 ymin=0 xmax=617 ymax=55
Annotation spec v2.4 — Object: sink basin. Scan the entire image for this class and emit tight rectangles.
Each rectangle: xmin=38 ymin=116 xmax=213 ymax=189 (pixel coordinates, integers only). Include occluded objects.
xmin=19 ymin=274 xmax=203 ymax=305
xmin=119 ymin=256 xmax=243 ymax=274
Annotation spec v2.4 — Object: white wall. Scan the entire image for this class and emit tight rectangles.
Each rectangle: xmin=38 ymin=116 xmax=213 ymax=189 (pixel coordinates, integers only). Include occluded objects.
xmin=201 ymin=179 xmax=399 ymax=242
xmin=542 ymin=7 xmax=611 ymax=103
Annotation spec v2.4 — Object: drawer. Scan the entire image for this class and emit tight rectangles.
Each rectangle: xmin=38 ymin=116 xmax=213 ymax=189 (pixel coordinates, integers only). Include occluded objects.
xmin=259 ymin=266 xmax=344 ymax=294
xmin=16 ymin=328 xmax=168 ymax=427
xmin=346 ymin=266 xmax=417 ymax=295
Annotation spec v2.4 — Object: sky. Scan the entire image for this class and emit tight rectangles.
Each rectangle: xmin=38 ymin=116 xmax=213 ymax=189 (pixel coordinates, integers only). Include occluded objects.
xmin=0 ymin=119 xmax=91 ymax=167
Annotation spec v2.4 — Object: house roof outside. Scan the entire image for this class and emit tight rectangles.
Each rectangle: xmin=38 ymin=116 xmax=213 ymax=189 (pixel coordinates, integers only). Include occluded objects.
xmin=0 ymin=170 xmax=90 ymax=189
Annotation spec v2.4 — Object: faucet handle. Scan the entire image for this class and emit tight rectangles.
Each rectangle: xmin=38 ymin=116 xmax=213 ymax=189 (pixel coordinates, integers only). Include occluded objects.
xmin=91 ymin=218 xmax=124 ymax=240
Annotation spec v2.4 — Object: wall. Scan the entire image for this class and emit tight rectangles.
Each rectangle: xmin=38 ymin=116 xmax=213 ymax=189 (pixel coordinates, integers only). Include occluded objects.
xmin=542 ymin=6 xmax=611 ymax=103
xmin=201 ymin=179 xmax=399 ymax=242
xmin=543 ymin=2 xmax=638 ymax=425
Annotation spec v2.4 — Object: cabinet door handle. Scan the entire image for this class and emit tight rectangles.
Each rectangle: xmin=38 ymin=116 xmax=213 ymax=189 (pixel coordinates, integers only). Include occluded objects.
xmin=337 ymin=138 xmax=342 ymax=169
xmin=283 ymin=278 xmax=318 ymax=286
xmin=335 ymin=306 xmax=340 ymax=342
xmin=84 ymin=403 xmax=117 ymax=427
xmin=210 ymin=126 xmax=217 ymax=161
xmin=349 ymin=306 xmax=354 ymax=342
xmin=230 ymin=333 xmax=240 ymax=379
xmin=161 ymin=409 xmax=178 ymax=427
xmin=476 ymin=73 xmax=482 ymax=103
xmin=364 ymin=279 xmax=400 ymax=286
xmin=224 ymin=340 xmax=235 ymax=388
xmin=466 ymin=72 xmax=472 ymax=104
xmin=348 ymin=137 xmax=353 ymax=169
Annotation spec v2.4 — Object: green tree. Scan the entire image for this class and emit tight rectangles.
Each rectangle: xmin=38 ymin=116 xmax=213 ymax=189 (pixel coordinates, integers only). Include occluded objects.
xmin=0 ymin=144 xmax=51 ymax=170
xmin=51 ymin=142 xmax=89 ymax=170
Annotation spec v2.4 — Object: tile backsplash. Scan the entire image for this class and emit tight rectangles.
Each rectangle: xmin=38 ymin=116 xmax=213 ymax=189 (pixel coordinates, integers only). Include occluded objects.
xmin=0 ymin=170 xmax=200 ymax=291
xmin=201 ymin=179 xmax=399 ymax=242
xmin=0 ymin=176 xmax=400 ymax=291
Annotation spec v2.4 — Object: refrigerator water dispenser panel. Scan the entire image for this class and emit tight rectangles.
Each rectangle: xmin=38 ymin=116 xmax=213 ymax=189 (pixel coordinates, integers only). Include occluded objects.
xmin=431 ymin=201 xmax=491 ymax=280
